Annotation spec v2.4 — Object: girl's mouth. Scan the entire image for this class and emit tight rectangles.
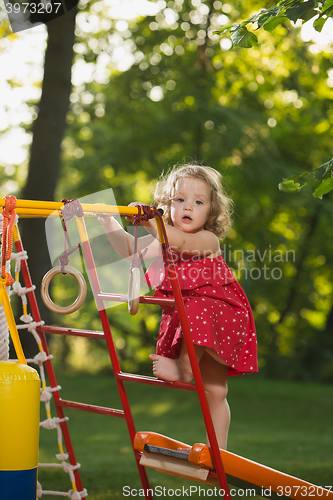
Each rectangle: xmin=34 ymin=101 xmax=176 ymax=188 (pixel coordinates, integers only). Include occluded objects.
xmin=182 ymin=216 xmax=192 ymax=222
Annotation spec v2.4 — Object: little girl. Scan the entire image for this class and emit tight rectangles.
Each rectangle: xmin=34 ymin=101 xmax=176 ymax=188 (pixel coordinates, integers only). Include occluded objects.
xmin=100 ymin=163 xmax=258 ymax=450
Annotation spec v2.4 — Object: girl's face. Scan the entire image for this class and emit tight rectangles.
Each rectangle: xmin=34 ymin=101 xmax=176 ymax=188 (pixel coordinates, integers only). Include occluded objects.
xmin=170 ymin=177 xmax=211 ymax=233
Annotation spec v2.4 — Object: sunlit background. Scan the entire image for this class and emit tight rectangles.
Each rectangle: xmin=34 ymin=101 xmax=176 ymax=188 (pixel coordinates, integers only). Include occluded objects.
xmin=0 ymin=0 xmax=333 ymax=380
xmin=0 ymin=1 xmax=333 ymax=195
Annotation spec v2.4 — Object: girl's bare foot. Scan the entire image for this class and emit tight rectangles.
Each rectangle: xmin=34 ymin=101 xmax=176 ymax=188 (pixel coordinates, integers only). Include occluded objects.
xmin=149 ymin=354 xmax=193 ymax=383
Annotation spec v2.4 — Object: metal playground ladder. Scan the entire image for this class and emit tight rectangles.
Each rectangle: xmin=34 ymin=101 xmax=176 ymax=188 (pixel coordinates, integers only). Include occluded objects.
xmin=7 ymin=198 xmax=231 ymax=499
xmin=4 ymin=198 xmax=331 ymax=500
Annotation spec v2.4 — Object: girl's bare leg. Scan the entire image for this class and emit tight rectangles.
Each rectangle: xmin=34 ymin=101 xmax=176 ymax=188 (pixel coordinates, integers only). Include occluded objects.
xmin=149 ymin=344 xmax=230 ymax=448
xmin=199 ymin=351 xmax=230 ymax=449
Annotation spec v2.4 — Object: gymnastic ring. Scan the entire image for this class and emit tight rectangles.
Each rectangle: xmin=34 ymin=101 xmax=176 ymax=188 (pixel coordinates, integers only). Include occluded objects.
xmin=41 ymin=266 xmax=87 ymax=315
xmin=128 ymin=266 xmax=140 ymax=316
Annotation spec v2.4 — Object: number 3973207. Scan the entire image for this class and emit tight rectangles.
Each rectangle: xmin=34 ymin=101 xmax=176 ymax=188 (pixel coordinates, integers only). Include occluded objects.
xmin=5 ymin=2 xmax=62 ymax=14
xmin=277 ymin=485 xmax=333 ymax=497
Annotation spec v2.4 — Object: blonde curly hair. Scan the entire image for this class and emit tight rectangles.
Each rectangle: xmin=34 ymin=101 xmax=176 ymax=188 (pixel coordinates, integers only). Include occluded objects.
xmin=154 ymin=163 xmax=233 ymax=239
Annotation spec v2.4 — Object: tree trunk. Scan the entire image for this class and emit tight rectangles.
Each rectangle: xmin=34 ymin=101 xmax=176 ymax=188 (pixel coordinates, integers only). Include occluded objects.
xmin=18 ymin=9 xmax=77 ymax=358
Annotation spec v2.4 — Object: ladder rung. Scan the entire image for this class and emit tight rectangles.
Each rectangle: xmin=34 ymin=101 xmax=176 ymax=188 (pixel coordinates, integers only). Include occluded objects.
xmin=57 ymin=399 xmax=125 ymax=418
xmin=116 ymin=372 xmax=197 ymax=392
xmin=97 ymin=292 xmax=175 ymax=308
xmin=39 ymin=325 xmax=105 ymax=339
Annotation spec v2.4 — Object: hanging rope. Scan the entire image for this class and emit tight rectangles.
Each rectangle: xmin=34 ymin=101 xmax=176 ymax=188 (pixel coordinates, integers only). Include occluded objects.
xmin=59 ymin=199 xmax=83 ymax=274
xmin=1 ymin=195 xmax=17 ymax=285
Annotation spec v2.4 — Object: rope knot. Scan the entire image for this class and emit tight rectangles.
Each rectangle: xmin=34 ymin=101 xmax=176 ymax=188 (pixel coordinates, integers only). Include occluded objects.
xmin=59 ymin=254 xmax=69 ymax=268
xmin=0 ymin=273 xmax=14 ymax=287
xmin=2 ymin=195 xmax=17 ymax=218
xmin=60 ymin=199 xmax=84 ymax=222
xmin=133 ymin=205 xmax=160 ymax=226
xmin=5 ymin=273 xmax=15 ymax=286
xmin=130 ymin=247 xmax=148 ymax=274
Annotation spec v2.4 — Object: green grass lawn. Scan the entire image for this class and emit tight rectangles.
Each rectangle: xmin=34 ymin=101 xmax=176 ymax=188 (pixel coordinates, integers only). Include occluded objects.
xmin=37 ymin=373 xmax=333 ymax=499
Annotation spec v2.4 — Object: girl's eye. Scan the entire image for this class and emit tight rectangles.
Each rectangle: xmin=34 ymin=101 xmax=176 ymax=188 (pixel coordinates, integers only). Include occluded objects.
xmin=195 ymin=200 xmax=203 ymax=205
xmin=176 ymin=198 xmax=184 ymax=202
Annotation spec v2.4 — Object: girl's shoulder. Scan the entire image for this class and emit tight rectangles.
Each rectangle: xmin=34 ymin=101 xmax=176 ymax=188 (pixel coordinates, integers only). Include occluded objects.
xmin=188 ymin=228 xmax=221 ymax=257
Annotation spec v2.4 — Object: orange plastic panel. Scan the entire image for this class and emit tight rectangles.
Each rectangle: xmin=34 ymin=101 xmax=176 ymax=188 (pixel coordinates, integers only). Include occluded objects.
xmin=135 ymin=432 xmax=333 ymax=499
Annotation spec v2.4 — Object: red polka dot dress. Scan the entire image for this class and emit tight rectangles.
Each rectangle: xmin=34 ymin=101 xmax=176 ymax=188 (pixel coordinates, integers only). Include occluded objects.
xmin=146 ymin=251 xmax=258 ymax=377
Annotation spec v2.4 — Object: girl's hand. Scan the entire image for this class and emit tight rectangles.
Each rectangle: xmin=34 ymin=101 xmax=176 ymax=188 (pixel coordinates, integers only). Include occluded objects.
xmin=126 ymin=201 xmax=145 ymax=223
xmin=94 ymin=203 xmax=110 ymax=226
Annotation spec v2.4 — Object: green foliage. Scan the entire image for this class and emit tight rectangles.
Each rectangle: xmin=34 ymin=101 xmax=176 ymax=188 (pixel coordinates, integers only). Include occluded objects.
xmin=215 ymin=0 xmax=333 ymax=44
xmin=51 ymin=0 xmax=333 ymax=381
xmin=214 ymin=0 xmax=333 ymax=198
xmin=279 ymin=158 xmax=333 ymax=197
xmin=3 ymin=0 xmax=333 ymax=380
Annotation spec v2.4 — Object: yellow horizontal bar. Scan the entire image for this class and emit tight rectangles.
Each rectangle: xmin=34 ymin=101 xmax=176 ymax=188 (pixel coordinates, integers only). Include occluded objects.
xmin=1 ymin=200 xmax=140 ymax=217
xmin=16 ymin=208 xmax=59 ymax=217
xmin=17 ymin=214 xmax=56 ymax=218
xmin=0 ymin=199 xmax=61 ymax=210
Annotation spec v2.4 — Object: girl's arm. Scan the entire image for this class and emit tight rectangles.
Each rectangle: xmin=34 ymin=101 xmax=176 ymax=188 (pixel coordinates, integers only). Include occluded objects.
xmin=140 ymin=219 xmax=220 ymax=257
xmin=99 ymin=215 xmax=161 ymax=259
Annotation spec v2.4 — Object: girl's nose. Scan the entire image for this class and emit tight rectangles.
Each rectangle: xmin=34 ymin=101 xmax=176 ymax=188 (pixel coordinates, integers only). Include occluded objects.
xmin=184 ymin=203 xmax=192 ymax=211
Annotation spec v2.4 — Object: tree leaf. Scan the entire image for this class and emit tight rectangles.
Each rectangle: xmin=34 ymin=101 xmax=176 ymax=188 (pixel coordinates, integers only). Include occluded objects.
xmin=263 ymin=15 xmax=290 ymax=32
xmin=313 ymin=163 xmax=328 ymax=180
xmin=285 ymin=0 xmax=315 ymax=22
xmin=323 ymin=158 xmax=333 ymax=175
xmin=313 ymin=16 xmax=327 ymax=32
xmin=257 ymin=10 xmax=279 ymax=27
xmin=320 ymin=0 xmax=333 ymax=15
xmin=278 ymin=179 xmax=301 ymax=193
xmin=300 ymin=8 xmax=319 ymax=22
xmin=313 ymin=177 xmax=333 ymax=199
xmin=231 ymin=27 xmax=258 ymax=48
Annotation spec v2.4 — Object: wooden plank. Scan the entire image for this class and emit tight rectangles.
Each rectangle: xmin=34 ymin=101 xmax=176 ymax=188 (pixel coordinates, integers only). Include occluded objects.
xmin=140 ymin=452 xmax=210 ymax=482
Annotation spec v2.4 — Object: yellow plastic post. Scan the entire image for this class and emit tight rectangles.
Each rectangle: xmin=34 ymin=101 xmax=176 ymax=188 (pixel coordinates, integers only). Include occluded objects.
xmin=0 ymin=361 xmax=40 ymax=500
xmin=0 ymin=210 xmax=40 ymax=500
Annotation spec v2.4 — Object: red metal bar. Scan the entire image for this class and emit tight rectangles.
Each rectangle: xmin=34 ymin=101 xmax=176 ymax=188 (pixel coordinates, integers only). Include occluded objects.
xmin=14 ymin=227 xmax=84 ymax=495
xmin=116 ymin=372 xmax=197 ymax=392
xmin=39 ymin=325 xmax=105 ymax=339
xmin=97 ymin=292 xmax=175 ymax=308
xmin=57 ymin=399 xmax=125 ymax=418
xmin=156 ymin=213 xmax=231 ymax=499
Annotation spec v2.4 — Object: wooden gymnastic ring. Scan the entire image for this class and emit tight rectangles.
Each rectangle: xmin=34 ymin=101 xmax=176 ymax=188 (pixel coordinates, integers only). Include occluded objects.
xmin=41 ymin=266 xmax=87 ymax=315
xmin=128 ymin=266 xmax=140 ymax=316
